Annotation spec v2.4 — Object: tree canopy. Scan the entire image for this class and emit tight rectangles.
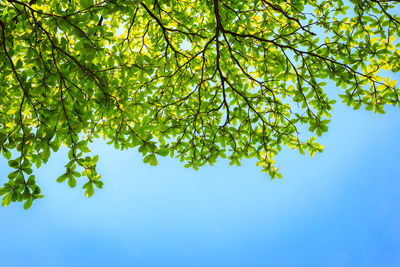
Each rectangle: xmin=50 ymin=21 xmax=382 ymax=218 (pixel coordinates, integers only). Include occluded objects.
xmin=0 ymin=0 xmax=399 ymax=209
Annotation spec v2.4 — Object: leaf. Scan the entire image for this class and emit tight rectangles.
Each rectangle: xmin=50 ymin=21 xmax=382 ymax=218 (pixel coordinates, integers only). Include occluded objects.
xmin=3 ymin=148 xmax=11 ymax=160
xmin=42 ymin=147 xmax=51 ymax=161
xmin=2 ymin=193 xmax=12 ymax=207
xmin=68 ymin=177 xmax=77 ymax=188
xmin=56 ymin=174 xmax=68 ymax=183
xmin=365 ymin=105 xmax=374 ymax=111
xmin=92 ymin=155 xmax=99 ymax=163
xmin=15 ymin=173 xmax=25 ymax=184
xmin=22 ymin=168 xmax=33 ymax=175
xmin=354 ymin=102 xmax=362 ymax=110
xmin=0 ymin=188 xmax=9 ymax=196
xmin=85 ymin=182 xmax=94 ymax=197
xmin=8 ymin=170 xmax=19 ymax=179
xmin=11 ymin=191 xmax=18 ymax=202
xmin=79 ymin=0 xmax=93 ymax=9
xmin=149 ymin=154 xmax=158 ymax=166
xmin=155 ymin=148 xmax=169 ymax=157
xmin=23 ymin=198 xmax=33 ymax=210
xmin=50 ymin=142 xmax=60 ymax=152
xmin=8 ymin=160 xmax=19 ymax=169
xmin=72 ymin=171 xmax=81 ymax=178
xmin=27 ymin=175 xmax=35 ymax=185
xmin=36 ymin=160 xmax=42 ymax=169
xmin=93 ymin=180 xmax=103 ymax=189
xmin=22 ymin=188 xmax=30 ymax=199
xmin=143 ymin=154 xmax=151 ymax=163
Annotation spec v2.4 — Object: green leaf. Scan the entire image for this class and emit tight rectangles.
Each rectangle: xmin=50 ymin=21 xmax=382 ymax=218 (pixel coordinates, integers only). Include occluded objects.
xmin=316 ymin=128 xmax=323 ymax=137
xmin=143 ymin=154 xmax=151 ymax=163
xmin=0 ymin=188 xmax=9 ymax=196
xmin=155 ymin=148 xmax=169 ymax=157
xmin=85 ymin=182 xmax=94 ymax=197
xmin=8 ymin=170 xmax=19 ymax=179
xmin=23 ymin=198 xmax=33 ymax=210
xmin=365 ymin=105 xmax=373 ymax=111
xmin=3 ymin=148 xmax=11 ymax=160
xmin=93 ymin=180 xmax=103 ymax=189
xmin=22 ymin=168 xmax=33 ymax=175
xmin=22 ymin=188 xmax=30 ymax=199
xmin=72 ymin=171 xmax=81 ymax=178
xmin=68 ymin=177 xmax=77 ymax=188
xmin=15 ymin=173 xmax=25 ymax=184
xmin=11 ymin=191 xmax=18 ymax=202
xmin=8 ymin=160 xmax=19 ymax=169
xmin=79 ymin=0 xmax=93 ymax=9
xmin=27 ymin=175 xmax=35 ymax=185
xmin=57 ymin=174 xmax=68 ymax=183
xmin=2 ymin=193 xmax=12 ymax=207
xmin=50 ymin=142 xmax=60 ymax=152
xmin=146 ymin=154 xmax=158 ymax=166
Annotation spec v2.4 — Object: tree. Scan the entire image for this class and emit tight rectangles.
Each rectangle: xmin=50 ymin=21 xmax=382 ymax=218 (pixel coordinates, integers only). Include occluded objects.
xmin=0 ymin=0 xmax=399 ymax=208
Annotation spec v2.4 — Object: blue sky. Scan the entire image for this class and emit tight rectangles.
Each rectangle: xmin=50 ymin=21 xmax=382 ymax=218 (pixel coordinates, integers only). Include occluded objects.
xmin=1 ymin=92 xmax=400 ymax=266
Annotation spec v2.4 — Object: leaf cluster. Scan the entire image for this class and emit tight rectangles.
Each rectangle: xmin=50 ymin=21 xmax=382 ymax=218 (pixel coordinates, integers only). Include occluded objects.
xmin=0 ymin=0 xmax=399 ymax=208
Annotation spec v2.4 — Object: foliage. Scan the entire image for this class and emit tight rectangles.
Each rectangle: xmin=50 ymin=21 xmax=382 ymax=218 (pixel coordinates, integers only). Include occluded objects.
xmin=0 ymin=0 xmax=399 ymax=208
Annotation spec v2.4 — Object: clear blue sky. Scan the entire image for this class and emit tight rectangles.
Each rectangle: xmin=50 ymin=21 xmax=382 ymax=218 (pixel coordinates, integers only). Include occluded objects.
xmin=1 ymin=88 xmax=400 ymax=266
